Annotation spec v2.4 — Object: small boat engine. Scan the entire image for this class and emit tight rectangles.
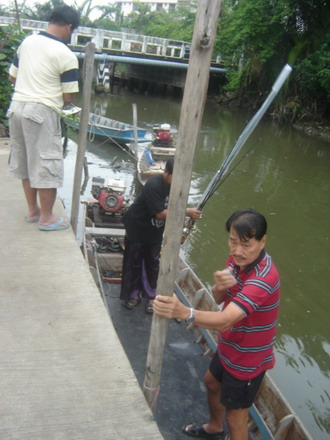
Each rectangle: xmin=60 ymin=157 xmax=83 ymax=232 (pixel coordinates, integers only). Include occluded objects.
xmin=152 ymin=123 xmax=172 ymax=145
xmin=91 ymin=177 xmax=126 ymax=214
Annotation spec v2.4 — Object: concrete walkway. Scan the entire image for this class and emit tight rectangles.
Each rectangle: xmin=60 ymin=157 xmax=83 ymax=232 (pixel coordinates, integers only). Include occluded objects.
xmin=0 ymin=138 xmax=163 ymax=440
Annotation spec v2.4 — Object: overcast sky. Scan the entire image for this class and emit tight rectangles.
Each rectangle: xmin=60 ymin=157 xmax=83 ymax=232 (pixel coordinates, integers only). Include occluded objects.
xmin=2 ymin=0 xmax=114 ymax=20
xmin=2 ymin=0 xmax=113 ymax=11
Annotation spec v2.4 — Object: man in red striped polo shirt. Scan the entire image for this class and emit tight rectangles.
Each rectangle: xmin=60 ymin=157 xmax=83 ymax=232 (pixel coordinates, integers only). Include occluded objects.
xmin=154 ymin=209 xmax=280 ymax=440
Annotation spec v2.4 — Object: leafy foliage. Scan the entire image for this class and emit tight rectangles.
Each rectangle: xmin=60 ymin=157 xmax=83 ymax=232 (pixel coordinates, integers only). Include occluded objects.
xmin=296 ymin=34 xmax=330 ymax=112
xmin=1 ymin=0 xmax=328 ymax=119
xmin=141 ymin=5 xmax=196 ymax=41
xmin=215 ymin=0 xmax=330 ymax=117
xmin=0 ymin=25 xmax=24 ymax=127
xmin=18 ymin=0 xmax=65 ymax=21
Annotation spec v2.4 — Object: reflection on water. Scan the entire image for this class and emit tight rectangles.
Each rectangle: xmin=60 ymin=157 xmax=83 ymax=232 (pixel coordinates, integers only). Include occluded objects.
xmin=274 ymin=335 xmax=330 ymax=435
xmin=61 ymin=86 xmax=330 ymax=440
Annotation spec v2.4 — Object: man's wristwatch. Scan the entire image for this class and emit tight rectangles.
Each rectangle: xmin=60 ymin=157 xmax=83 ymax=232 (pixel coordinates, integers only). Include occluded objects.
xmin=186 ymin=307 xmax=195 ymax=324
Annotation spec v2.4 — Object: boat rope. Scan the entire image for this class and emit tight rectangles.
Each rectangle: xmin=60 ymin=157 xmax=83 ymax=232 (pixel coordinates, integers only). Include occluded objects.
xmin=88 ymin=121 xmax=96 ymax=142
xmin=181 ymin=64 xmax=293 ymax=244
xmin=142 ymin=380 xmax=160 ymax=410
xmin=89 ymin=120 xmax=138 ymax=161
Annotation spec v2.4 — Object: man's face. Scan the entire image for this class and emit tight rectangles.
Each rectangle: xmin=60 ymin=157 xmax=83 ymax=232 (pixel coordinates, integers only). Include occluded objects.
xmin=228 ymin=226 xmax=266 ymax=270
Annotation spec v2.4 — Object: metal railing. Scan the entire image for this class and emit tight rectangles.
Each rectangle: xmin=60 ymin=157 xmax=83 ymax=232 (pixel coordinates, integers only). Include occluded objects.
xmin=0 ymin=16 xmax=191 ymax=60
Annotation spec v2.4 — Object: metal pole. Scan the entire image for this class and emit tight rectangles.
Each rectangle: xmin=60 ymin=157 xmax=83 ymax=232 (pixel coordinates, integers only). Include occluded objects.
xmin=70 ymin=42 xmax=95 ymax=236
xmin=198 ymin=64 xmax=293 ymax=210
xmin=143 ymin=0 xmax=223 ymax=410
xmin=73 ymin=52 xmax=226 ymax=74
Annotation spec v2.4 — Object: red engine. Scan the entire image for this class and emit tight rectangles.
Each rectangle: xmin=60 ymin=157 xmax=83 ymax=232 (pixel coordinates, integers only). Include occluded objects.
xmin=153 ymin=123 xmax=172 ymax=145
xmin=91 ymin=177 xmax=127 ymax=214
xmin=98 ymin=190 xmax=124 ymax=213
xmin=156 ymin=130 xmax=171 ymax=143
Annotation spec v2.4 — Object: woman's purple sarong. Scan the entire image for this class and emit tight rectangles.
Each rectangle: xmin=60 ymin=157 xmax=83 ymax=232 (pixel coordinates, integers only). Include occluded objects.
xmin=120 ymin=238 xmax=161 ymax=301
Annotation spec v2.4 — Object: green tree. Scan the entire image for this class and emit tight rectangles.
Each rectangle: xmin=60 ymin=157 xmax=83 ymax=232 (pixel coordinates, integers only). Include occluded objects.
xmin=296 ymin=34 xmax=330 ymax=115
xmin=93 ymin=4 xmax=122 ymax=31
xmin=122 ymin=2 xmax=152 ymax=34
xmin=119 ymin=1 xmax=195 ymax=39
xmin=143 ymin=4 xmax=196 ymax=41
xmin=0 ymin=25 xmax=24 ymax=128
xmin=20 ymin=0 xmax=65 ymax=21
xmin=216 ymin=0 xmax=330 ymax=117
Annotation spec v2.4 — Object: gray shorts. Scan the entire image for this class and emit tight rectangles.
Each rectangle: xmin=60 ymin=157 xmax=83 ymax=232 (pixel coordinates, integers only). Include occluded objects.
xmin=7 ymin=101 xmax=64 ymax=188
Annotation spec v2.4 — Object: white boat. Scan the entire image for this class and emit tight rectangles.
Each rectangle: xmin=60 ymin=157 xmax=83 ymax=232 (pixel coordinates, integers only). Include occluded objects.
xmin=137 ymin=144 xmax=176 ymax=185
xmin=137 ymin=123 xmax=176 ymax=185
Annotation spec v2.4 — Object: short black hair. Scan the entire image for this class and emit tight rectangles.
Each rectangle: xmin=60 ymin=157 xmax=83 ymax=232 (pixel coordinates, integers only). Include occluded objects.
xmin=49 ymin=5 xmax=80 ymax=30
xmin=226 ymin=209 xmax=267 ymax=241
xmin=165 ymin=158 xmax=174 ymax=175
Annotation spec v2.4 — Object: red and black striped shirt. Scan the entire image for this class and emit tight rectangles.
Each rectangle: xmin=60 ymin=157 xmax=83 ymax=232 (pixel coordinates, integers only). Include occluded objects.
xmin=218 ymin=250 xmax=280 ymax=380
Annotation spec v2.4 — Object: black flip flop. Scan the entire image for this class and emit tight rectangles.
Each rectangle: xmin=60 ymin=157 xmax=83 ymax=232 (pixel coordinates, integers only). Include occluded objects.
xmin=182 ymin=423 xmax=225 ymax=439
xmin=124 ymin=296 xmax=141 ymax=309
xmin=145 ymin=299 xmax=154 ymax=314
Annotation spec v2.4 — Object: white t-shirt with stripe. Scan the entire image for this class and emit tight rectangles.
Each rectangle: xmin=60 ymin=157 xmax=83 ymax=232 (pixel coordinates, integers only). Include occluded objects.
xmin=9 ymin=32 xmax=79 ymax=114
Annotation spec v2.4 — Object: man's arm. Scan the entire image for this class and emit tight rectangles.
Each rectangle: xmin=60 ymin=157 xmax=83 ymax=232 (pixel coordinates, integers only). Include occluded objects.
xmin=63 ymin=93 xmax=74 ymax=104
xmin=153 ymin=293 xmax=245 ymax=332
xmin=155 ymin=207 xmax=201 ymax=222
xmin=9 ymin=75 xmax=16 ymax=84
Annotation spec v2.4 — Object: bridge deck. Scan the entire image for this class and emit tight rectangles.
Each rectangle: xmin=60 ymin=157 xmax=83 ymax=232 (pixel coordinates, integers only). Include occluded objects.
xmin=0 ymin=138 xmax=162 ymax=440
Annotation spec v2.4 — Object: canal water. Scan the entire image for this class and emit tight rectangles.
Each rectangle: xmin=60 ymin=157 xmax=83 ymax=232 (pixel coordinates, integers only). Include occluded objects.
xmin=59 ymin=86 xmax=330 ymax=440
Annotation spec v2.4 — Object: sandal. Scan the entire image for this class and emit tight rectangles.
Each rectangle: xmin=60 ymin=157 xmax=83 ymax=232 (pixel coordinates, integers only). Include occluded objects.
xmin=124 ymin=296 xmax=141 ymax=309
xmin=182 ymin=423 xmax=225 ymax=439
xmin=145 ymin=299 xmax=154 ymax=314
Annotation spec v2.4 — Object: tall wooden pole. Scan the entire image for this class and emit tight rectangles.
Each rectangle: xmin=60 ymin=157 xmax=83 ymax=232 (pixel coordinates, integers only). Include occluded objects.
xmin=70 ymin=43 xmax=95 ymax=236
xmin=143 ymin=0 xmax=223 ymax=409
xmin=132 ymin=103 xmax=138 ymax=160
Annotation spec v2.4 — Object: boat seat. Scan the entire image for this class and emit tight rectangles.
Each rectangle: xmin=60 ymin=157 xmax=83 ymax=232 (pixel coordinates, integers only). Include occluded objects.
xmin=85 ymin=226 xmax=126 ymax=238
xmin=150 ymin=146 xmax=175 ymax=155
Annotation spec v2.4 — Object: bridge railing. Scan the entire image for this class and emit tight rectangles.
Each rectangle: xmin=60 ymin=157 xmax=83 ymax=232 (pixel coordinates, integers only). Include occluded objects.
xmin=0 ymin=16 xmax=190 ymax=59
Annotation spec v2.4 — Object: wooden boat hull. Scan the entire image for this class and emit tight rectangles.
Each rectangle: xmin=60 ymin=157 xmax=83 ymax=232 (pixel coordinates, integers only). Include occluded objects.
xmin=175 ymin=253 xmax=313 ymax=440
xmin=137 ymin=143 xmax=176 ymax=185
xmin=82 ymin=201 xmax=312 ymax=440
xmin=64 ymin=111 xmax=150 ymax=144
xmin=83 ymin=202 xmax=126 ymax=284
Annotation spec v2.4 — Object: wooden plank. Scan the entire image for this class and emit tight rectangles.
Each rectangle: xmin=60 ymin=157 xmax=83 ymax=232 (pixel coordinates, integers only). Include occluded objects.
xmin=85 ymin=226 xmax=126 ymax=237
xmin=132 ymin=103 xmax=138 ymax=159
xmin=70 ymin=42 xmax=95 ymax=235
xmin=96 ymin=252 xmax=123 ymax=271
xmin=144 ymin=0 xmax=223 ymax=409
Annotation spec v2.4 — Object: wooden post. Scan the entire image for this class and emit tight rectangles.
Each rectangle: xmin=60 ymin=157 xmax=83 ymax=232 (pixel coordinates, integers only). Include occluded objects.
xmin=110 ymin=62 xmax=116 ymax=93
xmin=70 ymin=42 xmax=95 ymax=236
xmin=132 ymin=103 xmax=138 ymax=159
xmin=143 ymin=0 xmax=223 ymax=409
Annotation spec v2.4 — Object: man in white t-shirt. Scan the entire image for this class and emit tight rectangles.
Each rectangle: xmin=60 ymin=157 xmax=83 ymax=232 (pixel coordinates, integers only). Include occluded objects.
xmin=7 ymin=5 xmax=80 ymax=231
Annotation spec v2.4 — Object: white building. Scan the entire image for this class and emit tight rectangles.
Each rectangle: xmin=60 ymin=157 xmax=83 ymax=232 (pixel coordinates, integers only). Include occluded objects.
xmin=114 ymin=1 xmax=189 ymax=16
